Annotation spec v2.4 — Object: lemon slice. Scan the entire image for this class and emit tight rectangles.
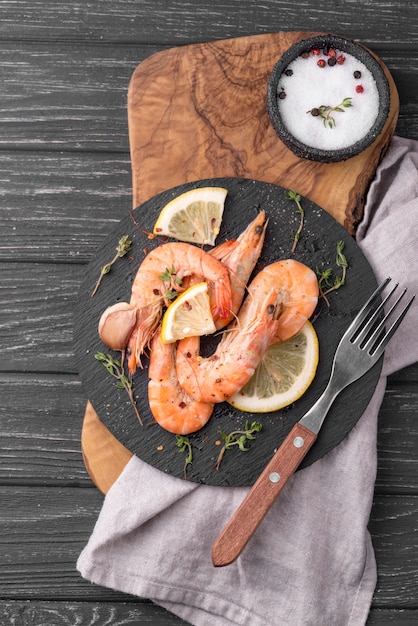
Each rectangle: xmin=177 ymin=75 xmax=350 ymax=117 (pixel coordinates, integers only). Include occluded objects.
xmin=228 ymin=321 xmax=319 ymax=413
xmin=161 ymin=282 xmax=216 ymax=343
xmin=153 ymin=187 xmax=228 ymax=245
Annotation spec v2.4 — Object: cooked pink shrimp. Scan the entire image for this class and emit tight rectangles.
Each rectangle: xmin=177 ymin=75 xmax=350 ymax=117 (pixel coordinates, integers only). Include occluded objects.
xmin=147 ymin=213 xmax=268 ymax=432
xmin=240 ymin=259 xmax=319 ymax=342
xmin=124 ymin=242 xmax=233 ymax=371
xmin=148 ymin=328 xmax=214 ymax=435
xmin=176 ymin=259 xmax=318 ymax=403
xmin=176 ymin=285 xmax=282 ymax=403
xmin=209 ymin=210 xmax=268 ymax=328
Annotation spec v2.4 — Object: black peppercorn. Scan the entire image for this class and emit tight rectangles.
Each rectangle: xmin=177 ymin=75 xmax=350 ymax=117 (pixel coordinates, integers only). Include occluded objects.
xmin=354 ymin=70 xmax=362 ymax=79
xmin=278 ymin=90 xmax=287 ymax=100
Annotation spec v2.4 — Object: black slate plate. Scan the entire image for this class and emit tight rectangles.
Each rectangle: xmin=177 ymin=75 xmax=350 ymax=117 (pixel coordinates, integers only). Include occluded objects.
xmin=74 ymin=178 xmax=381 ymax=486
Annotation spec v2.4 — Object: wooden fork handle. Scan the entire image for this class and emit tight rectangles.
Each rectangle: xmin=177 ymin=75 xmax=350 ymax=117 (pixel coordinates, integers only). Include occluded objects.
xmin=211 ymin=422 xmax=317 ymax=567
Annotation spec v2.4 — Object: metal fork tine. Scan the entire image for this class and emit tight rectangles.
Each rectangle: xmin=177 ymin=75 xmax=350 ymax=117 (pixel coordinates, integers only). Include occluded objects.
xmin=354 ymin=281 xmax=399 ymax=345
xmin=369 ymin=293 xmax=415 ymax=358
xmin=343 ymin=277 xmax=391 ymax=340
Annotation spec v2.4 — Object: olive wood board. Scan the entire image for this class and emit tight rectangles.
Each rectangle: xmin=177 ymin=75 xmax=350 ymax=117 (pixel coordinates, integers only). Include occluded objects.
xmin=79 ymin=31 xmax=398 ymax=494
xmin=75 ymin=178 xmax=382 ymax=488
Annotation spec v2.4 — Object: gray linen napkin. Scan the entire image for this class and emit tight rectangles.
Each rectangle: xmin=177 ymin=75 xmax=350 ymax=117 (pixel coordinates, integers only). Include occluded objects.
xmin=77 ymin=136 xmax=418 ymax=626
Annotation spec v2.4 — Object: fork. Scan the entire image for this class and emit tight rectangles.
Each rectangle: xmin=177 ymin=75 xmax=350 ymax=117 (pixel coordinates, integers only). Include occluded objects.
xmin=211 ymin=278 xmax=415 ymax=567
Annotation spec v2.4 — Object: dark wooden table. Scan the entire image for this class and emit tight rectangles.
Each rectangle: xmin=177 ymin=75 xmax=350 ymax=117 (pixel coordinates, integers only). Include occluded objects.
xmin=1 ymin=2 xmax=417 ymax=624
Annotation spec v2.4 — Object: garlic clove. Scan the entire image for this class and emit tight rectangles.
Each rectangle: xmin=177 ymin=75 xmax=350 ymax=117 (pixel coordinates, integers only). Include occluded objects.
xmin=98 ymin=302 xmax=137 ymax=351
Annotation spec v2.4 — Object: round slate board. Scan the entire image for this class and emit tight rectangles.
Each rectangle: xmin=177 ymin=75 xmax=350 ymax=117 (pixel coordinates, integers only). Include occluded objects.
xmin=74 ymin=178 xmax=381 ymax=486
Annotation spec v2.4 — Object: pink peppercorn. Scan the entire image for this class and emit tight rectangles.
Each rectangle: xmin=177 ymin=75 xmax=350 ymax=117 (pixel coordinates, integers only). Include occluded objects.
xmin=356 ymin=85 xmax=364 ymax=93
xmin=312 ymin=48 xmax=321 ymax=55
xmin=337 ymin=54 xmax=346 ymax=65
xmin=317 ymin=59 xmax=326 ymax=68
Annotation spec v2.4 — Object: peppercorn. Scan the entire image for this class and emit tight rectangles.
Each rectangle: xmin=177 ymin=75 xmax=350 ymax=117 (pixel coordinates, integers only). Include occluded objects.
xmin=327 ymin=57 xmax=337 ymax=66
xmin=278 ymin=90 xmax=287 ymax=99
xmin=312 ymin=48 xmax=321 ymax=55
xmin=310 ymin=108 xmax=320 ymax=117
xmin=337 ymin=54 xmax=346 ymax=65
xmin=356 ymin=84 xmax=364 ymax=93
xmin=328 ymin=48 xmax=337 ymax=57
xmin=354 ymin=70 xmax=362 ymax=79
xmin=284 ymin=69 xmax=293 ymax=76
xmin=317 ymin=59 xmax=326 ymax=68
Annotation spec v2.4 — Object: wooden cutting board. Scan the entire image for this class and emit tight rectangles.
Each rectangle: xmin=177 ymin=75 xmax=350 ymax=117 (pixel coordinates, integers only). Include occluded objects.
xmin=80 ymin=31 xmax=399 ymax=494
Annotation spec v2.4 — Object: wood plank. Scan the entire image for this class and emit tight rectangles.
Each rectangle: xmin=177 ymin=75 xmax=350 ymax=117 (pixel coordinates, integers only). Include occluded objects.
xmin=1 ymin=486 xmax=417 ymax=608
xmin=1 ymin=600 xmax=186 ymax=625
xmin=368 ymin=495 xmax=418 ymax=608
xmin=0 ymin=152 xmax=132 ymax=263
xmin=367 ymin=610 xmax=418 ymax=625
xmin=0 ymin=43 xmax=416 ymax=151
xmin=0 ymin=0 xmax=417 ymax=46
xmin=376 ymin=383 xmax=418 ymax=494
xmin=1 ymin=602 xmax=417 ymax=626
xmin=0 ymin=42 xmax=156 ymax=152
xmin=0 ymin=374 xmax=90 ymax=486
xmin=0 ymin=263 xmax=82 ymax=373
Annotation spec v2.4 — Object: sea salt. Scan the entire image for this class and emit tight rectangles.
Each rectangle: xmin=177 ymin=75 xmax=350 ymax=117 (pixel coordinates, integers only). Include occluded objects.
xmin=277 ymin=49 xmax=380 ymax=151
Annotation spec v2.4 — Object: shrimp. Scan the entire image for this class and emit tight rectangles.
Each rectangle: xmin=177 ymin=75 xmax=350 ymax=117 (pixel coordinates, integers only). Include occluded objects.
xmin=147 ymin=213 xmax=268 ymax=433
xmin=148 ymin=328 xmax=214 ymax=435
xmin=240 ymin=259 xmax=319 ymax=342
xmin=125 ymin=242 xmax=233 ymax=371
xmin=176 ymin=259 xmax=318 ymax=403
xmin=176 ymin=283 xmax=282 ymax=403
xmin=209 ymin=210 xmax=268 ymax=328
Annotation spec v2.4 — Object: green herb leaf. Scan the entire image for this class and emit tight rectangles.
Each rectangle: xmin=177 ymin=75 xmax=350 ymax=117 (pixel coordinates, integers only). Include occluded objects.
xmin=316 ymin=240 xmax=348 ymax=307
xmin=215 ymin=420 xmax=263 ymax=469
xmin=176 ymin=435 xmax=193 ymax=479
xmin=286 ymin=189 xmax=305 ymax=253
xmin=91 ymin=235 xmax=132 ymax=297
xmin=309 ymin=97 xmax=352 ymax=129
xmin=94 ymin=351 xmax=143 ymax=425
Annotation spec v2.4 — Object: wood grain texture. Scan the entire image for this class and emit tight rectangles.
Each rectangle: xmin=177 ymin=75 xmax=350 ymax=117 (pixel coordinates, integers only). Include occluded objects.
xmin=127 ymin=31 xmax=399 ymax=232
xmin=0 ymin=0 xmax=417 ymax=45
xmin=0 ymin=152 xmax=132 ymax=263
xmin=1 ymin=601 xmax=185 ymax=625
xmin=0 ymin=43 xmax=416 ymax=150
xmin=0 ymin=0 xmax=417 ymax=623
xmin=0 ymin=262 xmax=81 ymax=373
xmin=1 ymin=603 xmax=417 ymax=626
xmin=81 ymin=30 xmax=398 ymax=493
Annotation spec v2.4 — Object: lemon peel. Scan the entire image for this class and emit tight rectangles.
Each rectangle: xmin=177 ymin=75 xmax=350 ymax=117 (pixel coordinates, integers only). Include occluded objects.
xmin=228 ymin=321 xmax=319 ymax=413
xmin=153 ymin=187 xmax=228 ymax=245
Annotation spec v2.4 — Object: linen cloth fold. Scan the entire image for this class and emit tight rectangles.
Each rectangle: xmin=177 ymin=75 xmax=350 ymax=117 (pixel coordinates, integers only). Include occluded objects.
xmin=77 ymin=136 xmax=418 ymax=626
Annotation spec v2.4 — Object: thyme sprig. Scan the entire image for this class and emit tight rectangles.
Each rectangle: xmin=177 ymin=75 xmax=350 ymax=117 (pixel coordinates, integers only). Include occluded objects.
xmin=159 ymin=265 xmax=183 ymax=300
xmin=94 ymin=352 xmax=143 ymax=425
xmin=286 ymin=189 xmax=305 ymax=253
xmin=176 ymin=435 xmax=193 ymax=479
xmin=308 ymin=97 xmax=353 ymax=129
xmin=215 ymin=420 xmax=263 ymax=470
xmin=91 ymin=235 xmax=132 ymax=297
xmin=316 ymin=240 xmax=348 ymax=307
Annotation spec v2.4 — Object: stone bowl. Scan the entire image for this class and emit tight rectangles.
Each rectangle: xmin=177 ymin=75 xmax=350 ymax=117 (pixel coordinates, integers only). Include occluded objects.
xmin=267 ymin=34 xmax=390 ymax=162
